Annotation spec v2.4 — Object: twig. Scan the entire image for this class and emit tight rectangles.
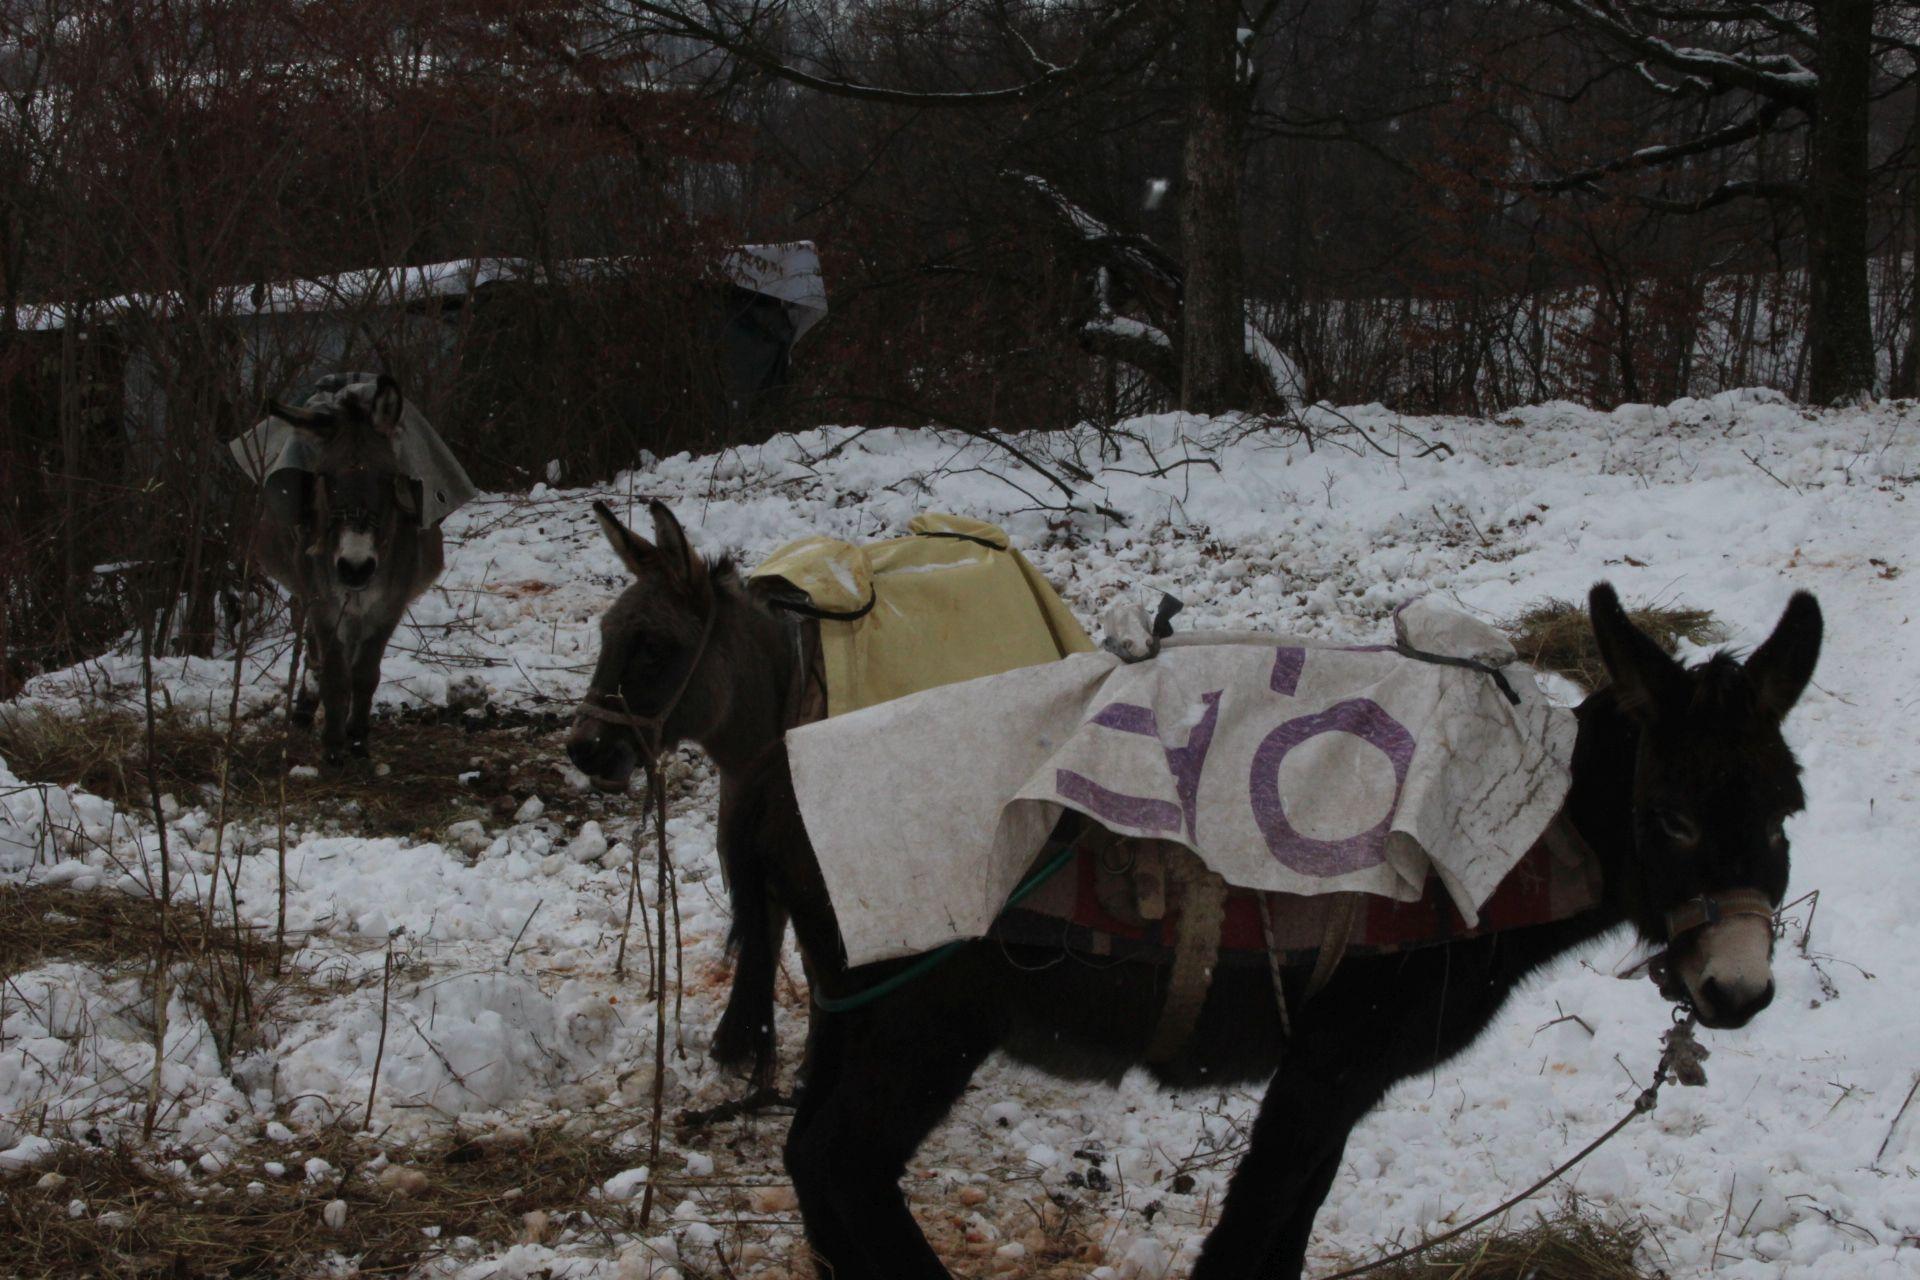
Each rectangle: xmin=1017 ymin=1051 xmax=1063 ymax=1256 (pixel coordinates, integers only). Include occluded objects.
xmin=1876 ymin=1071 xmax=1920 ymax=1166
xmin=614 ymin=827 xmax=641 ymax=981
xmin=141 ymin=952 xmax=170 ymax=1143
xmin=1741 ymin=449 xmax=1800 ymax=493
xmin=504 ymin=900 xmax=544 ymax=967
xmin=366 ymin=941 xmax=394 ymax=1129
xmin=638 ymin=761 xmax=671 ymax=1230
xmin=276 ymin=601 xmax=305 ymax=975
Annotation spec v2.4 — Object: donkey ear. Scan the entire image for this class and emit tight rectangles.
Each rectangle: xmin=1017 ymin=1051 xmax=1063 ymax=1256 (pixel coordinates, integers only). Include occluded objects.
xmin=593 ymin=500 xmax=660 ymax=578
xmin=648 ymin=501 xmax=703 ymax=590
xmin=371 ymin=375 xmax=404 ymax=438
xmin=1745 ymin=591 xmax=1821 ymax=720
xmin=266 ymin=398 xmax=337 ymax=433
xmin=1589 ymin=583 xmax=1688 ymax=721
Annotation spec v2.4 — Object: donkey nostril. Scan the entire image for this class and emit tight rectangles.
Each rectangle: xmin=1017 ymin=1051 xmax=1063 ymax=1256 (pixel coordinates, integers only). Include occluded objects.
xmin=1701 ymin=977 xmax=1774 ymax=1026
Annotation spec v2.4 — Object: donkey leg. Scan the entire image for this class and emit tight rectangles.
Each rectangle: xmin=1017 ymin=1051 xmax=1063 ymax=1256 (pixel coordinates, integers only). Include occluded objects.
xmin=317 ymin=637 xmax=353 ymax=765
xmin=1252 ymin=1137 xmax=1354 ymax=1278
xmin=785 ymin=996 xmax=998 ymax=1280
xmin=712 ymin=897 xmax=785 ymax=1083
xmin=1189 ymin=1057 xmax=1389 ymax=1280
xmin=345 ymin=628 xmax=393 ymax=759
xmin=291 ymin=619 xmax=321 ymax=730
xmin=782 ymin=1014 xmax=871 ymax=1276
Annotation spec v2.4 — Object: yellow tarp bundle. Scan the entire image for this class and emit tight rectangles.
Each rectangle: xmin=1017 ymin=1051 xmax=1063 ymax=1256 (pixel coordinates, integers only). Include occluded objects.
xmin=749 ymin=513 xmax=1094 ymax=717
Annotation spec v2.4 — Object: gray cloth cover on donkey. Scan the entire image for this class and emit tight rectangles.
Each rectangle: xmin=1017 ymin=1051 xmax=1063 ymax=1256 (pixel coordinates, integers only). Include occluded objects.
xmin=225 ymin=373 xmax=476 ymax=528
xmin=786 ymin=597 xmax=1576 ymax=966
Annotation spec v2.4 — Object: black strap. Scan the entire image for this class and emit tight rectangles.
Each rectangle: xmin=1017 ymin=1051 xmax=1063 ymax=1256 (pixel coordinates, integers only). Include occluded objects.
xmin=1393 ymin=640 xmax=1522 ymax=705
xmin=767 ymin=586 xmax=878 ymax=622
xmin=914 ymin=529 xmax=1005 ymax=550
xmin=1151 ymin=593 xmax=1185 ymax=640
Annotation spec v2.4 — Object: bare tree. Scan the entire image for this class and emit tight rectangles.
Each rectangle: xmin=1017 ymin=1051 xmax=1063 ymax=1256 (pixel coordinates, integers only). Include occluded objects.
xmin=1531 ymin=0 xmax=1916 ymax=402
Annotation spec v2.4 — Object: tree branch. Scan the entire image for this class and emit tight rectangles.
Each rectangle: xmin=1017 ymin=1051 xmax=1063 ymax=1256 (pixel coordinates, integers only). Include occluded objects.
xmin=616 ymin=0 xmax=1154 ymax=109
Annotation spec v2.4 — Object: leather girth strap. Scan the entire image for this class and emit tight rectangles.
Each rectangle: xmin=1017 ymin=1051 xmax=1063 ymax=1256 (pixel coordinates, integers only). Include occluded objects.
xmin=1146 ymin=844 xmax=1227 ymax=1064
xmin=1146 ymin=856 xmax=1364 ymax=1063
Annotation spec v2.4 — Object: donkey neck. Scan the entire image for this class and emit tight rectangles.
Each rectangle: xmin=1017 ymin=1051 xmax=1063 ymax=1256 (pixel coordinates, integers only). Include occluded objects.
xmin=1562 ymin=690 xmax=1645 ymax=934
xmin=695 ymin=584 xmax=800 ymax=777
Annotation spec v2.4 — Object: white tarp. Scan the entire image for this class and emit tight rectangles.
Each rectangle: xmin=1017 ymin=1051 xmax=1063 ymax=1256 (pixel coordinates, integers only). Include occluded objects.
xmin=227 ymin=375 xmax=477 ymax=529
xmin=786 ymin=599 xmax=1577 ymax=965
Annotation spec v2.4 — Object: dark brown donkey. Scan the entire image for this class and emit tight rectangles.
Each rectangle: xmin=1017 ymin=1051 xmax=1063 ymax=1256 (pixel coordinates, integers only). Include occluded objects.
xmin=565 ymin=500 xmax=813 ymax=1076
xmin=577 ymin=531 xmax=1822 ymax=1278
xmin=256 ymin=376 xmax=445 ymax=765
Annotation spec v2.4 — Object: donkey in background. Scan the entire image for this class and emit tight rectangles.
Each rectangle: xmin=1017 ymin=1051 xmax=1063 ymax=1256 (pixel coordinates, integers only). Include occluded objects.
xmin=255 ymin=375 xmax=444 ymax=765
xmin=570 ymin=503 xmax=1822 ymax=1278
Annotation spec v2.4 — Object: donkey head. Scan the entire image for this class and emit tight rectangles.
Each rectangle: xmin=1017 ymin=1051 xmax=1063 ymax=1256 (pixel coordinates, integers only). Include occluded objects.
xmin=567 ymin=501 xmax=722 ymax=792
xmin=266 ymin=375 xmax=419 ymax=591
xmin=1590 ymin=582 xmax=1822 ymax=1029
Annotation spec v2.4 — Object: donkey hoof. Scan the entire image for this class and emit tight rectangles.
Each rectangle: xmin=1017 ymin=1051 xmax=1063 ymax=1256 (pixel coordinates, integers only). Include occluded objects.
xmin=290 ymin=707 xmax=315 ymax=731
xmin=348 ymin=739 xmax=370 ymax=760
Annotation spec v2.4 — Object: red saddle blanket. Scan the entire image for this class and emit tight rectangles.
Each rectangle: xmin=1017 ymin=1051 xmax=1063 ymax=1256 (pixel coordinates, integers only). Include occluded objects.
xmin=988 ymin=822 xmax=1604 ymax=965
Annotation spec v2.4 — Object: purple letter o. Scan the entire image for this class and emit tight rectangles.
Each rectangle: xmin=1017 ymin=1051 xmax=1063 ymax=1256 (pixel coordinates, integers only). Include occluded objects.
xmin=1249 ymin=698 xmax=1415 ymax=876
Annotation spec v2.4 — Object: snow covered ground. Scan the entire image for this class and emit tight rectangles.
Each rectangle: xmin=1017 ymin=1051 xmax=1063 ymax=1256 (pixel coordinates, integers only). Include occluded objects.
xmin=4 ymin=389 xmax=1919 ymax=1276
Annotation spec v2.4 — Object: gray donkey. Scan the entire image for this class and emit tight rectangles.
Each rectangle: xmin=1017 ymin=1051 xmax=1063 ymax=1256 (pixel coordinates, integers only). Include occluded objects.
xmin=248 ymin=375 xmax=449 ymax=765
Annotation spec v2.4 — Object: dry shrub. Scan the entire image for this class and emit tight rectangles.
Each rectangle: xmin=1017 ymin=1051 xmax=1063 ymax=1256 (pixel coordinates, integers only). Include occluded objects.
xmin=1340 ymin=1199 xmax=1656 ymax=1279
xmin=1507 ymin=598 xmax=1725 ymax=691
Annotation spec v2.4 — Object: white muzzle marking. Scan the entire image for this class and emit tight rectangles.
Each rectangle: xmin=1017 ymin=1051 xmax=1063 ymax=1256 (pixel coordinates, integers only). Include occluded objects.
xmin=1678 ymin=915 xmax=1775 ymax=1020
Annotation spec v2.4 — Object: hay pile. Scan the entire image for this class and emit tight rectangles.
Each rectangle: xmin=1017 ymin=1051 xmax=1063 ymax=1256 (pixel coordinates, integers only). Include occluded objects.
xmin=1335 ymin=1200 xmax=1657 ymax=1279
xmin=1507 ymin=598 xmax=1724 ymax=691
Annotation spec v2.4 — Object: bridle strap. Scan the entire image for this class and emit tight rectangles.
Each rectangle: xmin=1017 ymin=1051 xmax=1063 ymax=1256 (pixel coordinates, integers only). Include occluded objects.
xmin=1664 ymin=888 xmax=1775 ymax=941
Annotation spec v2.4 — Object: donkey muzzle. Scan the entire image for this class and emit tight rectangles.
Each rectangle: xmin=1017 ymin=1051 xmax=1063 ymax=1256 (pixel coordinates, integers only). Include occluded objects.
xmin=334 ymin=529 xmax=379 ymax=590
xmin=566 ymin=720 xmax=638 ymax=792
xmin=1670 ymin=908 xmax=1776 ymax=1030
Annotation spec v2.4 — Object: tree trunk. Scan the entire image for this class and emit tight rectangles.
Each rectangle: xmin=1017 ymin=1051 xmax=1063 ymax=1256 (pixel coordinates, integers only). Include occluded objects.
xmin=1900 ymin=84 xmax=1920 ymax=398
xmin=1806 ymin=0 xmax=1876 ymax=403
xmin=1178 ymin=0 xmax=1246 ymax=414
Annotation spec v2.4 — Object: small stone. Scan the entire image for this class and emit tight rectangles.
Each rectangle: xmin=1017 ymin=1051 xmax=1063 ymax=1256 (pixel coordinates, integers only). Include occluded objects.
xmin=444 ymin=820 xmax=490 ymax=856
xmin=602 ymin=1166 xmax=650 ymax=1200
xmin=566 ymin=821 xmax=609 ymax=864
xmin=956 ymin=1185 xmax=987 ymax=1206
xmin=377 ymin=1166 xmax=429 ymax=1197
xmin=322 ymin=1198 xmax=348 ymax=1230
xmin=515 ymin=795 xmax=545 ymax=823
xmin=748 ymin=1185 xmax=799 ymax=1214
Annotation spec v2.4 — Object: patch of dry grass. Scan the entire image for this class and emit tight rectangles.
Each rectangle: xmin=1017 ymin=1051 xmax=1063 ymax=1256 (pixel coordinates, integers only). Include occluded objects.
xmin=0 ymin=885 xmax=278 ymax=981
xmin=0 ymin=704 xmax=589 ymax=841
xmin=1507 ymin=598 xmax=1725 ymax=691
xmin=0 ymin=1124 xmax=657 ymax=1279
xmin=1331 ymin=1199 xmax=1656 ymax=1279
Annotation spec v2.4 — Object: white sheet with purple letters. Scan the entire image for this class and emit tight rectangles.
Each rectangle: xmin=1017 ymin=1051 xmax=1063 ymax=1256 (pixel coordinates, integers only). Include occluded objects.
xmin=785 ymin=598 xmax=1577 ymax=966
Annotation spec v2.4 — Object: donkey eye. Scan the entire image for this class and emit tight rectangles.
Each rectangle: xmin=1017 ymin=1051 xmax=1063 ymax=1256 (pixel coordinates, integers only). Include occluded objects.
xmin=1654 ymin=809 xmax=1700 ymax=846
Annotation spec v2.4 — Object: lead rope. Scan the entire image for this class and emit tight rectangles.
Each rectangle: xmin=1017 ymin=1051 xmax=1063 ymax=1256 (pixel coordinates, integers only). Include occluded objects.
xmin=1317 ymin=1008 xmax=1704 ymax=1279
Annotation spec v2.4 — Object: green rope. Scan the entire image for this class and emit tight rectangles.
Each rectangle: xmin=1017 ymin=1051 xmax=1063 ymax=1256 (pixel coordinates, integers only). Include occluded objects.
xmin=813 ymin=843 xmax=1080 ymax=1013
